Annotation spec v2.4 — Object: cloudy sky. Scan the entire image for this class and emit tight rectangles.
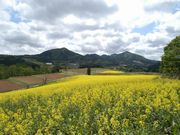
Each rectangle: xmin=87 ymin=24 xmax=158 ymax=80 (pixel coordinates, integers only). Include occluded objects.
xmin=0 ymin=0 xmax=180 ymax=60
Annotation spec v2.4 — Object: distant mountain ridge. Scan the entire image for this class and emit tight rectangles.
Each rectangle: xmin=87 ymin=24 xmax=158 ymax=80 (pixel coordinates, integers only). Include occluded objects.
xmin=0 ymin=48 xmax=160 ymax=72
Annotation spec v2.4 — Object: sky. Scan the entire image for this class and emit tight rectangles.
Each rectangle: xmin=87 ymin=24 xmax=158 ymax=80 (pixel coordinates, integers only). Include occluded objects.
xmin=0 ymin=0 xmax=180 ymax=60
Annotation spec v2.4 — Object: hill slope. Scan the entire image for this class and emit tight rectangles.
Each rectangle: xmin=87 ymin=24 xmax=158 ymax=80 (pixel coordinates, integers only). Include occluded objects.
xmin=33 ymin=48 xmax=82 ymax=64
xmin=0 ymin=48 xmax=160 ymax=72
xmin=0 ymin=75 xmax=179 ymax=134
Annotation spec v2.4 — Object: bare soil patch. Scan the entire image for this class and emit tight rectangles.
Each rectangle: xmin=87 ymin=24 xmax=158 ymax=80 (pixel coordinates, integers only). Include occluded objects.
xmin=35 ymin=73 xmax=65 ymax=81
xmin=11 ymin=76 xmax=43 ymax=85
xmin=0 ymin=80 xmax=24 ymax=92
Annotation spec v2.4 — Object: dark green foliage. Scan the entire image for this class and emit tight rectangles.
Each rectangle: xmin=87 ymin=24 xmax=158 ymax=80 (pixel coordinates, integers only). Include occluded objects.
xmin=147 ymin=62 xmax=160 ymax=72
xmin=35 ymin=48 xmax=82 ymax=64
xmin=161 ymin=36 xmax=180 ymax=78
xmin=0 ymin=64 xmax=51 ymax=79
xmin=0 ymin=65 xmax=8 ymax=79
xmin=40 ymin=48 xmax=160 ymax=72
xmin=0 ymin=48 xmax=160 ymax=73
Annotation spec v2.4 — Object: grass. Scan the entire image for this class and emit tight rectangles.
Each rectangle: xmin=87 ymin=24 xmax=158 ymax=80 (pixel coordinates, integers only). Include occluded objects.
xmin=101 ymin=70 xmax=123 ymax=74
xmin=0 ymin=75 xmax=180 ymax=134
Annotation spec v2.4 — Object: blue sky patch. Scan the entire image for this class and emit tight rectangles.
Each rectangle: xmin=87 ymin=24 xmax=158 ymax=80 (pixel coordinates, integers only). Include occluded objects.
xmin=5 ymin=7 xmax=30 ymax=23
xmin=133 ymin=22 xmax=157 ymax=35
xmin=10 ymin=11 xmax=22 ymax=23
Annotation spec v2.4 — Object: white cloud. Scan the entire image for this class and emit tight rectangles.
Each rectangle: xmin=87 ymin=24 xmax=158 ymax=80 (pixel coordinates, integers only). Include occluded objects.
xmin=145 ymin=0 xmax=180 ymax=13
xmin=0 ymin=0 xmax=179 ymax=60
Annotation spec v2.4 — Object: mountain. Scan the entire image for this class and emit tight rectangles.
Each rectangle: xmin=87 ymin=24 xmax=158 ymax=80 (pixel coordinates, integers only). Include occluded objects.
xmin=33 ymin=48 xmax=82 ymax=64
xmin=81 ymin=51 xmax=160 ymax=71
xmin=0 ymin=48 xmax=160 ymax=72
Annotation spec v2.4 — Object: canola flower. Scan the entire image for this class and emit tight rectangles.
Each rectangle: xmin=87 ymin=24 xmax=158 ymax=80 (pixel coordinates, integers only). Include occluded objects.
xmin=101 ymin=70 xmax=123 ymax=73
xmin=0 ymin=75 xmax=180 ymax=134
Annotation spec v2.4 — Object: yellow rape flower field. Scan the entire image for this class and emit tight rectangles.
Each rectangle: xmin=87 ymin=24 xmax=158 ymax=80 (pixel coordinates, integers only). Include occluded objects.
xmin=0 ymin=75 xmax=180 ymax=134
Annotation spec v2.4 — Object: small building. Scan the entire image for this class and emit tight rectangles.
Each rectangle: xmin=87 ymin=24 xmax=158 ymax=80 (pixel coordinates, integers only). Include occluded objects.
xmin=46 ymin=62 xmax=53 ymax=65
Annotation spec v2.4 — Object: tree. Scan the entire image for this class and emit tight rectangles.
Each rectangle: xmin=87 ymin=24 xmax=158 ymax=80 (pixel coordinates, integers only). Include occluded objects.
xmin=42 ymin=74 xmax=48 ymax=84
xmin=52 ymin=65 xmax=60 ymax=73
xmin=160 ymin=36 xmax=180 ymax=78
xmin=8 ymin=65 xmax=19 ymax=77
xmin=0 ymin=65 xmax=8 ymax=79
xmin=87 ymin=67 xmax=91 ymax=75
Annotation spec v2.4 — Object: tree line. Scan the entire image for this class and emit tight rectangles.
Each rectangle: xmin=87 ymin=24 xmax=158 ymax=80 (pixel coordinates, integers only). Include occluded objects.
xmin=0 ymin=64 xmax=52 ymax=79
